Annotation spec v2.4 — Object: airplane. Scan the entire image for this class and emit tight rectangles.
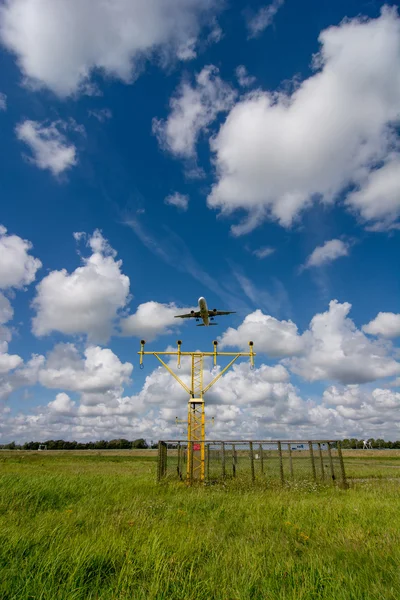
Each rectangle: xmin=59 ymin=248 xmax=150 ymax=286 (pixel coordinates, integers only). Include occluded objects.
xmin=174 ymin=296 xmax=235 ymax=327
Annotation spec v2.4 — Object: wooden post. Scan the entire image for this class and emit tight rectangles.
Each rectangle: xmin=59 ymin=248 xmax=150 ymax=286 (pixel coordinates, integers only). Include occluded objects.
xmin=277 ymin=441 xmax=284 ymax=485
xmin=157 ymin=441 xmax=162 ymax=482
xmin=232 ymin=443 xmax=236 ymax=478
xmin=259 ymin=443 xmax=264 ymax=474
xmin=249 ymin=442 xmax=255 ymax=482
xmin=327 ymin=442 xmax=335 ymax=482
xmin=188 ymin=441 xmax=193 ymax=486
xmin=288 ymin=443 xmax=293 ymax=478
xmin=309 ymin=441 xmax=317 ymax=482
xmin=337 ymin=441 xmax=348 ymax=489
xmin=222 ymin=442 xmax=226 ymax=479
xmin=318 ymin=443 xmax=325 ymax=481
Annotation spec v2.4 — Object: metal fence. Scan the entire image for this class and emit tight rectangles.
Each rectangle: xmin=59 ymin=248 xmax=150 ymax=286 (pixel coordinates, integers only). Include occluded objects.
xmin=157 ymin=440 xmax=348 ymax=488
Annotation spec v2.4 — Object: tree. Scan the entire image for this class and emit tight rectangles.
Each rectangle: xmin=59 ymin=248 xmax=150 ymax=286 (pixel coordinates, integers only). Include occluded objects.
xmin=132 ymin=438 xmax=148 ymax=449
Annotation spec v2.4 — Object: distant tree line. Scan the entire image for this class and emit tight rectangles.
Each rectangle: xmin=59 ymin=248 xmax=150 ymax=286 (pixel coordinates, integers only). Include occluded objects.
xmin=1 ymin=438 xmax=400 ymax=450
xmin=0 ymin=438 xmax=158 ymax=450
xmin=341 ymin=438 xmax=400 ymax=449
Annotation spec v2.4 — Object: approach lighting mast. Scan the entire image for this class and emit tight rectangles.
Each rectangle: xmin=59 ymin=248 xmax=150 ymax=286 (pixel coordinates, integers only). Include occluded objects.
xmin=138 ymin=339 xmax=255 ymax=482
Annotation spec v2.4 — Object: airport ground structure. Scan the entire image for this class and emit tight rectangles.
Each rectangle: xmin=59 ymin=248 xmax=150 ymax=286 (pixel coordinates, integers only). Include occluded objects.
xmin=157 ymin=440 xmax=348 ymax=487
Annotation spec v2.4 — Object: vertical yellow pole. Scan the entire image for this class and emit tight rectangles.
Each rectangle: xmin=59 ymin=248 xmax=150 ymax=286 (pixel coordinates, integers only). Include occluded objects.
xmin=186 ymin=400 xmax=192 ymax=481
xmin=201 ymin=400 xmax=205 ymax=481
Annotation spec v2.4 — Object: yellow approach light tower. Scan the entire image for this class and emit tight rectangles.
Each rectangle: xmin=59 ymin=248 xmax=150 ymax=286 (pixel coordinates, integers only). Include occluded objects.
xmin=139 ymin=339 xmax=255 ymax=482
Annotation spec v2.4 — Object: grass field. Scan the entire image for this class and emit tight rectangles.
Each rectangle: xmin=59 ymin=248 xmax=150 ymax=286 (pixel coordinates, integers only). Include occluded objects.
xmin=1 ymin=450 xmax=400 ymax=599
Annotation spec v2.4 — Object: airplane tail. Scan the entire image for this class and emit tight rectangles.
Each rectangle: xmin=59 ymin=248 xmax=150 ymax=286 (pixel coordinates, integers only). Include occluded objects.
xmin=196 ymin=323 xmax=219 ymax=327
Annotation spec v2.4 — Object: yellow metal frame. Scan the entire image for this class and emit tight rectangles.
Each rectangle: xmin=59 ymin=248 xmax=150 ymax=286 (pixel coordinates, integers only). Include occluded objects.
xmin=139 ymin=339 xmax=255 ymax=482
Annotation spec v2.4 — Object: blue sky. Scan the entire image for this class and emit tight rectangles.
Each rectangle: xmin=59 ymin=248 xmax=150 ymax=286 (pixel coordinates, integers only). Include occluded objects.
xmin=0 ymin=0 xmax=400 ymax=443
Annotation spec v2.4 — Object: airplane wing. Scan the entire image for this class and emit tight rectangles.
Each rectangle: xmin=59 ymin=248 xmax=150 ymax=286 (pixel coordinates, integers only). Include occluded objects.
xmin=208 ymin=310 xmax=236 ymax=316
xmin=174 ymin=312 xmax=201 ymax=319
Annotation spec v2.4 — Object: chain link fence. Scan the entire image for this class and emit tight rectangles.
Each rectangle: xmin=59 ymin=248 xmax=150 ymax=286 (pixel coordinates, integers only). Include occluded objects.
xmin=158 ymin=440 xmax=348 ymax=487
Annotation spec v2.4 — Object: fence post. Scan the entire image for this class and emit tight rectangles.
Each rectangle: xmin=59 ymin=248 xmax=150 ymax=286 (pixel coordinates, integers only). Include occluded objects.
xmin=249 ymin=442 xmax=255 ymax=482
xmin=337 ymin=441 xmax=348 ymax=489
xmin=309 ymin=441 xmax=317 ymax=482
xmin=232 ymin=443 xmax=236 ymax=478
xmin=327 ymin=442 xmax=335 ymax=482
xmin=206 ymin=443 xmax=210 ymax=481
xmin=288 ymin=443 xmax=293 ymax=478
xmin=318 ymin=443 xmax=325 ymax=481
xmin=188 ymin=441 xmax=193 ymax=486
xmin=259 ymin=443 xmax=264 ymax=474
xmin=177 ymin=442 xmax=181 ymax=479
xmin=157 ymin=441 xmax=162 ymax=482
xmin=277 ymin=441 xmax=284 ymax=485
xmin=221 ymin=442 xmax=226 ymax=479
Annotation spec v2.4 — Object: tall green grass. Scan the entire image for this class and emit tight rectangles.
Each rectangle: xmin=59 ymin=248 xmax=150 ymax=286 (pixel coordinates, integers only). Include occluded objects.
xmin=1 ymin=452 xmax=400 ymax=599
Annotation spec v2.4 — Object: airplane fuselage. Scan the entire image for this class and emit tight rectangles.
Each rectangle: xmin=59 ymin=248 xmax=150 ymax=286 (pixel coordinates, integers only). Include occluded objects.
xmin=198 ymin=297 xmax=209 ymax=326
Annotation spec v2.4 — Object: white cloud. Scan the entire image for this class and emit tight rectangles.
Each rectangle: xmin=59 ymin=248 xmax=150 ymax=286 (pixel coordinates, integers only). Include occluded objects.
xmin=220 ymin=300 xmax=400 ymax=385
xmin=0 ymin=0 xmax=222 ymax=97
xmin=88 ymin=108 xmax=112 ymax=122
xmin=208 ymin=8 xmax=400 ymax=233
xmin=32 ymin=230 xmax=130 ymax=343
xmin=363 ymin=312 xmax=400 ymax=338
xmin=252 ymin=246 xmax=275 ymax=259
xmin=164 ymin=192 xmax=189 ymax=211
xmin=153 ymin=64 xmax=236 ymax=158
xmin=0 ymin=351 xmax=22 ymax=375
xmin=304 ymin=239 xmax=349 ymax=268
xmin=0 ymin=225 xmax=42 ymax=289
xmin=0 ymin=92 xmax=6 ymax=110
xmin=219 ymin=309 xmax=305 ymax=358
xmin=120 ymin=301 xmax=194 ymax=342
xmin=4 ymin=351 xmax=400 ymax=442
xmin=39 ymin=343 xmax=132 ymax=393
xmin=245 ymin=0 xmax=284 ymax=39
xmin=287 ymin=300 xmax=400 ymax=384
xmin=48 ymin=392 xmax=76 ymax=415
xmin=0 ymin=293 xmax=22 ymax=374
xmin=235 ymin=65 xmax=256 ymax=87
xmin=323 ymin=385 xmax=400 ymax=427
xmin=346 ymin=154 xmax=400 ymax=230
xmin=0 ymin=354 xmax=44 ymax=401
xmin=0 ymin=292 xmax=13 ymax=345
xmin=15 ymin=120 xmax=77 ymax=176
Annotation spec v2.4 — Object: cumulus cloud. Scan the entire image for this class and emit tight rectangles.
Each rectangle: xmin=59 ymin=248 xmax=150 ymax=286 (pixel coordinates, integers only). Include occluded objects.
xmin=219 ymin=309 xmax=305 ymax=357
xmin=0 ymin=92 xmax=6 ymax=110
xmin=245 ymin=0 xmax=284 ymax=39
xmin=48 ymin=392 xmax=76 ymax=415
xmin=208 ymin=8 xmax=400 ymax=233
xmin=32 ymin=230 xmax=130 ymax=343
xmin=304 ymin=239 xmax=349 ymax=269
xmin=363 ymin=312 xmax=400 ymax=339
xmin=15 ymin=120 xmax=77 ymax=176
xmin=235 ymin=65 xmax=256 ymax=87
xmin=0 ymin=293 xmax=21 ymax=375
xmin=346 ymin=154 xmax=400 ymax=230
xmin=0 ymin=354 xmax=44 ymax=401
xmin=0 ymin=225 xmax=42 ymax=289
xmin=153 ymin=65 xmax=236 ymax=158
xmin=287 ymin=300 xmax=400 ymax=384
xmin=39 ymin=343 xmax=132 ymax=393
xmin=323 ymin=385 xmax=400 ymax=427
xmin=220 ymin=300 xmax=400 ymax=385
xmin=120 ymin=301 xmax=194 ymax=342
xmin=164 ymin=192 xmax=189 ymax=211
xmin=3 ymin=351 xmax=400 ymax=442
xmin=0 ymin=0 xmax=222 ymax=97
